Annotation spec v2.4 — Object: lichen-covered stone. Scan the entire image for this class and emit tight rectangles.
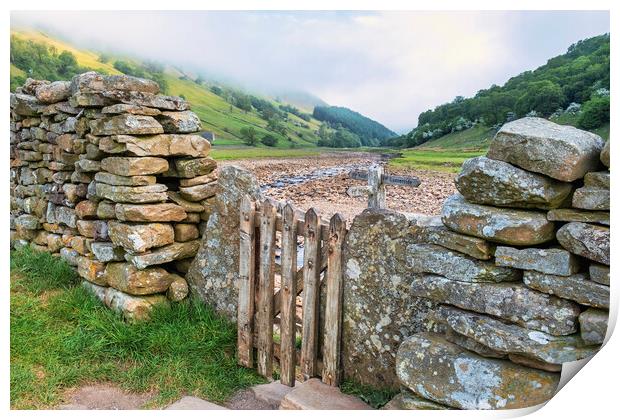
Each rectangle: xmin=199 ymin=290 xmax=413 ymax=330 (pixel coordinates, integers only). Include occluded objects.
xmin=395 ymin=333 xmax=559 ymax=409
xmin=579 ymin=308 xmax=608 ymax=345
xmin=441 ymin=194 xmax=555 ymax=245
xmin=523 ymin=271 xmax=609 ymax=309
xmin=166 ymin=275 xmax=190 ymax=302
xmin=174 ymin=223 xmax=199 ymax=242
xmin=167 ymin=157 xmax=217 ymax=178
xmin=96 ymin=183 xmax=168 ymax=204
xmin=60 ymin=247 xmax=80 ymax=266
xmin=487 ymin=117 xmax=604 ymax=182
xmin=96 ymin=200 xmax=117 ymax=219
xmin=178 ymin=173 xmax=218 ymax=187
xmin=108 ymin=221 xmax=174 ymax=253
xmin=15 ymin=214 xmax=40 ymax=230
xmin=600 ymin=139 xmax=609 ymax=167
xmin=179 ymin=181 xmax=218 ymax=202
xmin=77 ymin=219 xmax=108 ymax=240
xmin=383 ymin=389 xmax=451 ymax=410
xmin=89 ymin=114 xmax=164 ymax=136
xmin=126 ymin=240 xmax=200 ymax=269
xmin=342 ymin=210 xmax=437 ymax=389
xmin=103 ymin=287 xmax=169 ymax=322
xmin=435 ymin=306 xmax=597 ymax=364
xmin=155 ymin=110 xmax=202 ymax=133
xmin=409 ymin=275 xmax=580 ymax=335
xmin=455 ymin=156 xmax=572 ymax=209
xmin=10 ymin=93 xmax=42 ymax=116
xmin=406 ymin=244 xmax=520 ymax=282
xmin=100 ymin=157 xmax=169 ymax=176
xmin=101 ymin=103 xmax=161 ymax=116
xmin=55 ymin=206 xmax=77 ymax=228
xmin=115 ymin=202 xmax=187 ymax=222
xmin=112 ymin=134 xmax=210 ymax=157
xmin=589 ymin=263 xmax=609 ymax=285
xmin=494 ymin=246 xmax=580 ymax=276
xmin=94 ymin=171 xmax=156 ymax=186
xmin=572 ymin=187 xmax=609 ymax=210
xmin=556 ymin=222 xmax=609 ymax=265
xmin=103 ymin=262 xmax=175 ymax=295
xmin=77 ymin=256 xmax=107 ymax=286
xmin=75 ymin=200 xmax=98 ymax=219
xmin=584 ymin=171 xmax=610 ymax=188
xmin=70 ymin=72 xmax=161 ymax=95
xmin=547 ymin=209 xmax=609 ymax=226
xmin=35 ymin=81 xmax=71 ymax=104
xmin=186 ymin=165 xmax=262 ymax=321
xmin=91 ymin=241 xmax=126 ymax=262
xmin=167 ymin=191 xmax=205 ymax=212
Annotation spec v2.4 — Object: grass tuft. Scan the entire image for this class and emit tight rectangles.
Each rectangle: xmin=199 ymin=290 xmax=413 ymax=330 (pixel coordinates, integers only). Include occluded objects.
xmin=10 ymin=246 xmax=78 ymax=294
xmin=340 ymin=379 xmax=397 ymax=409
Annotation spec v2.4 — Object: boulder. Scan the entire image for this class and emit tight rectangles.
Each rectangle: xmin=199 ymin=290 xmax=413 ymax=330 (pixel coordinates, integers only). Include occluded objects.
xmin=103 ymin=287 xmax=169 ymax=322
xmin=95 ymin=183 xmax=168 ymax=204
xmin=556 ymin=222 xmax=609 ymax=265
xmin=441 ymin=194 xmax=555 ymax=245
xmin=91 ymin=242 xmax=126 ymax=262
xmin=395 ymin=333 xmax=559 ymax=409
xmin=600 ymin=139 xmax=610 ymax=167
xmin=406 ymin=244 xmax=520 ymax=282
xmin=103 ymin=262 xmax=176 ymax=295
xmin=89 ymin=114 xmax=164 ymax=136
xmin=547 ymin=209 xmax=609 ymax=226
xmin=126 ymin=240 xmax=201 ymax=269
xmin=342 ymin=210 xmax=437 ymax=389
xmin=111 ymin=134 xmax=210 ymax=157
xmin=523 ymin=271 xmax=609 ymax=309
xmin=579 ymin=308 xmax=608 ymax=345
xmin=487 ymin=117 xmax=604 ymax=181
xmin=101 ymin=156 xmax=169 ymax=176
xmin=455 ymin=156 xmax=572 ymax=209
xmin=179 ymin=182 xmax=218 ymax=201
xmin=186 ymin=165 xmax=262 ymax=322
xmin=409 ymin=275 xmax=580 ymax=335
xmin=94 ymin=171 xmax=156 ymax=186
xmin=589 ymin=263 xmax=609 ymax=285
xmin=571 ymin=187 xmax=609 ymax=210
xmin=34 ymin=81 xmax=71 ymax=103
xmin=435 ymin=306 xmax=597 ymax=364
xmin=115 ymin=203 xmax=187 ymax=222
xmin=155 ymin=111 xmax=202 ymax=133
xmin=108 ymin=221 xmax=174 ymax=253
xmin=167 ymin=275 xmax=190 ymax=302
xmin=494 ymin=246 xmax=580 ymax=276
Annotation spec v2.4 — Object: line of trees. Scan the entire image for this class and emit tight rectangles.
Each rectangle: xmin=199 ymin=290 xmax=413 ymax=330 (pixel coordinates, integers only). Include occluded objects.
xmin=313 ymin=105 xmax=396 ymax=146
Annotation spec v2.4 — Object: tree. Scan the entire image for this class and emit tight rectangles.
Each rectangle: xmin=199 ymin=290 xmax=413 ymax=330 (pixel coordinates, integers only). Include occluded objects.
xmin=261 ymin=134 xmax=278 ymax=147
xmin=578 ymin=96 xmax=610 ymax=129
xmin=98 ymin=53 xmax=110 ymax=63
xmin=240 ymin=126 xmax=258 ymax=146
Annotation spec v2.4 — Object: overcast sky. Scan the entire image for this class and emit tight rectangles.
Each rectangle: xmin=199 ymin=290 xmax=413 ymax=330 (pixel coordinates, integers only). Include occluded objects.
xmin=11 ymin=10 xmax=610 ymax=133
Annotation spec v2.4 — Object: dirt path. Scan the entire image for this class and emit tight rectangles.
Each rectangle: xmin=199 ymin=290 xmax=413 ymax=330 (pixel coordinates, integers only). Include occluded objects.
xmin=227 ymin=151 xmax=457 ymax=223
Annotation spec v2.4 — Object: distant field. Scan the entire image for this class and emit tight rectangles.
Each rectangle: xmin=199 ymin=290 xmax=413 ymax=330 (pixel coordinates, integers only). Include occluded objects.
xmin=389 ymin=149 xmax=484 ymax=173
xmin=210 ymin=146 xmax=323 ymax=160
xmin=417 ymin=124 xmax=496 ymax=151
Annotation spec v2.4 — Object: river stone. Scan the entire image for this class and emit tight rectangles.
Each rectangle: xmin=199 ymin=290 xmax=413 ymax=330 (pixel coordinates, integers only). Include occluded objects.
xmin=186 ymin=165 xmax=262 ymax=322
xmin=94 ymin=172 xmax=156 ymax=187
xmin=103 ymin=287 xmax=169 ymax=322
xmin=77 ymin=256 xmax=107 ymax=286
xmin=584 ymin=171 xmax=610 ymax=188
xmin=111 ymin=134 xmax=210 ymax=157
xmin=101 ymin=103 xmax=161 ymax=116
xmin=179 ymin=182 xmax=218 ymax=202
xmin=600 ymin=140 xmax=609 ymax=167
xmin=174 ymin=224 xmax=199 ymax=242
xmin=70 ymin=72 xmax=160 ymax=95
xmin=405 ymin=244 xmax=520 ymax=282
xmin=494 ymin=246 xmax=580 ymax=276
xmin=523 ymin=271 xmax=609 ymax=309
xmin=571 ymin=187 xmax=609 ymax=210
xmin=167 ymin=157 xmax=217 ymax=178
xmin=407 ymin=214 xmax=494 ymax=260
xmin=115 ymin=203 xmax=187 ymax=222
xmin=395 ymin=333 xmax=559 ymax=409
xmin=441 ymin=194 xmax=555 ymax=245
xmin=547 ymin=209 xmax=609 ymax=226
xmin=589 ymin=263 xmax=609 ymax=285
xmin=155 ymin=111 xmax=202 ymax=133
xmin=579 ymin=308 xmax=608 ymax=345
xmin=383 ymin=389 xmax=451 ymax=410
xmin=455 ymin=156 xmax=572 ymax=209
xmin=103 ymin=262 xmax=175 ymax=295
xmin=95 ymin=183 xmax=168 ymax=204
xmin=409 ymin=275 xmax=580 ymax=335
xmin=91 ymin=242 xmax=126 ymax=262
xmin=435 ymin=306 xmax=597 ymax=364
xmin=126 ymin=240 xmax=201 ymax=269
xmin=89 ymin=114 xmax=164 ymax=136
xmin=342 ymin=209 xmax=437 ymax=389
xmin=487 ymin=117 xmax=604 ymax=181
xmin=35 ymin=81 xmax=71 ymax=103
xmin=101 ymin=157 xmax=169 ymax=176
xmin=108 ymin=221 xmax=174 ymax=253
xmin=556 ymin=222 xmax=609 ymax=265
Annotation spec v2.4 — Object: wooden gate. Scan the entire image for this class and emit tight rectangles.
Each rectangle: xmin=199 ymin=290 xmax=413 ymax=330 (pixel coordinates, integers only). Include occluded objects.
xmin=237 ymin=196 xmax=347 ymax=387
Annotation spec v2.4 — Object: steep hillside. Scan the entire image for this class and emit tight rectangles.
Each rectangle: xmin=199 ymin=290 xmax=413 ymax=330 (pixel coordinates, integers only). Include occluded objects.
xmin=313 ymin=105 xmax=396 ymax=146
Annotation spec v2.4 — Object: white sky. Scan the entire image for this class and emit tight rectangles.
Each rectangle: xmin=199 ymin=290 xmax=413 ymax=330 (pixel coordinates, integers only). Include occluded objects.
xmin=11 ymin=10 xmax=610 ymax=133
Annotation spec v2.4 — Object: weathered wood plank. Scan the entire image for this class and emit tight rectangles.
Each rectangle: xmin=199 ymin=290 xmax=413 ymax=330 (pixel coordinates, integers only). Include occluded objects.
xmin=256 ymin=199 xmax=277 ymax=378
xmin=368 ymin=166 xmax=385 ymax=209
xmin=279 ymin=204 xmax=298 ymax=387
xmin=237 ymin=195 xmax=256 ymax=368
xmin=300 ymin=208 xmax=322 ymax=379
xmin=254 ymin=213 xmax=330 ymax=241
xmin=322 ymin=213 xmax=347 ymax=386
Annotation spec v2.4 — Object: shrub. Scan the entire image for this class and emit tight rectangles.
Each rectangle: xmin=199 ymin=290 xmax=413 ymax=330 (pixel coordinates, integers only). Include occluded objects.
xmin=578 ymin=96 xmax=610 ymax=129
xmin=261 ymin=134 xmax=278 ymax=147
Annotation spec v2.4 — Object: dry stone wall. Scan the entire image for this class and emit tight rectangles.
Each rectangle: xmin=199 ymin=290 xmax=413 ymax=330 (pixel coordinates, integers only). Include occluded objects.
xmin=10 ymin=72 xmax=217 ymax=321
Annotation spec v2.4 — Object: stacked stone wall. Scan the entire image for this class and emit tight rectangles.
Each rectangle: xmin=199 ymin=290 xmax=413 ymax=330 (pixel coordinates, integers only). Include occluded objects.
xmin=10 ymin=72 xmax=217 ymax=321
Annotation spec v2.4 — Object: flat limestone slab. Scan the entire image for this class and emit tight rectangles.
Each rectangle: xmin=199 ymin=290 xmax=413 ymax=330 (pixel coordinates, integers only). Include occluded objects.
xmin=251 ymin=381 xmax=298 ymax=407
xmin=166 ymin=396 xmax=228 ymax=410
xmin=279 ymin=378 xmax=371 ymax=410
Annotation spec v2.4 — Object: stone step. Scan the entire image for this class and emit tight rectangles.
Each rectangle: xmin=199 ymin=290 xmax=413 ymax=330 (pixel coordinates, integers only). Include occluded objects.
xmin=165 ymin=396 xmax=228 ymax=410
xmin=251 ymin=381 xmax=299 ymax=408
xmin=279 ymin=378 xmax=371 ymax=410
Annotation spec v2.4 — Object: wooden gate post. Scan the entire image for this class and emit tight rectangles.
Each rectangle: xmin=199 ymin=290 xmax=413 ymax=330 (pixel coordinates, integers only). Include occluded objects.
xmin=279 ymin=203 xmax=298 ymax=386
xmin=237 ymin=195 xmax=256 ymax=368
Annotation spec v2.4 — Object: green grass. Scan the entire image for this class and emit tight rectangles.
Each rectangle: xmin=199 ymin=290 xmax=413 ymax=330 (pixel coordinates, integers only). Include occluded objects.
xmin=551 ymin=113 xmax=609 ymax=140
xmin=210 ymin=146 xmax=324 ymax=160
xmin=340 ymin=380 xmax=397 ymax=409
xmin=417 ymin=124 xmax=496 ymax=151
xmin=10 ymin=246 xmax=264 ymax=409
xmin=389 ymin=149 xmax=484 ymax=173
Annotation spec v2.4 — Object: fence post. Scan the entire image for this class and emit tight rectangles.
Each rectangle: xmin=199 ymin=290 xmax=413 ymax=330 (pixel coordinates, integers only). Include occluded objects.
xmin=237 ymin=195 xmax=256 ymax=368
xmin=257 ymin=199 xmax=277 ymax=378
xmin=280 ymin=203 xmax=298 ymax=386
xmin=300 ymin=208 xmax=321 ymax=379
xmin=368 ymin=165 xmax=385 ymax=209
xmin=322 ymin=213 xmax=346 ymax=386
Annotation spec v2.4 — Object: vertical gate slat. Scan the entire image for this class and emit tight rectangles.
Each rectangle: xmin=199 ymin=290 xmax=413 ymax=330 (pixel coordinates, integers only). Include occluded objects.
xmin=237 ymin=195 xmax=256 ymax=368
xmin=279 ymin=203 xmax=297 ymax=386
xmin=257 ymin=199 xmax=277 ymax=378
xmin=300 ymin=208 xmax=321 ymax=379
xmin=321 ymin=213 xmax=347 ymax=386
